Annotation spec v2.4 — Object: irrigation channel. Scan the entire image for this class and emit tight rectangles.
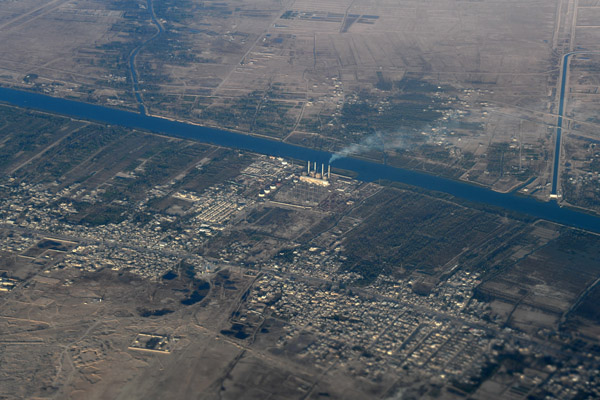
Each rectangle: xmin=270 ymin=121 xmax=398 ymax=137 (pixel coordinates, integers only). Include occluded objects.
xmin=127 ymin=0 xmax=164 ymax=115
xmin=551 ymin=51 xmax=600 ymax=197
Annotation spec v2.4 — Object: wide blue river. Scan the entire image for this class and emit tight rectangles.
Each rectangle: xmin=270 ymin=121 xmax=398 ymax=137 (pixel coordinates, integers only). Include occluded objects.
xmin=1 ymin=86 xmax=600 ymax=233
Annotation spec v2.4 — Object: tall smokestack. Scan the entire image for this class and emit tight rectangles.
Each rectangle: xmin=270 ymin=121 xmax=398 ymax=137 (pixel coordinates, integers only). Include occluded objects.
xmin=307 ymin=160 xmax=310 ymax=174
xmin=314 ymin=161 xmax=317 ymax=172
xmin=328 ymin=164 xmax=331 ymax=179
xmin=321 ymin=163 xmax=324 ymax=178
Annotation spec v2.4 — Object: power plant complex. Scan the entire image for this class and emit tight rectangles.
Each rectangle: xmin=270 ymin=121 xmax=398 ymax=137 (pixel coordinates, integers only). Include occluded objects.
xmin=300 ymin=161 xmax=331 ymax=186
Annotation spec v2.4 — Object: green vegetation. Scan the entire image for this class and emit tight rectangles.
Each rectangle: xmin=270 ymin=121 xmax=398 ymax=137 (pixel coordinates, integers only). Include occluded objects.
xmin=561 ymin=143 xmax=600 ymax=212
xmin=340 ymin=86 xmax=445 ymax=136
xmin=340 ymin=188 xmax=501 ymax=285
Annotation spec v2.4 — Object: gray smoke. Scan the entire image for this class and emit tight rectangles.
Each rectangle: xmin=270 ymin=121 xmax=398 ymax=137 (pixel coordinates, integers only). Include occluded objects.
xmin=327 ymin=108 xmax=462 ymax=164
xmin=329 ymin=131 xmax=413 ymax=164
xmin=329 ymin=133 xmax=385 ymax=164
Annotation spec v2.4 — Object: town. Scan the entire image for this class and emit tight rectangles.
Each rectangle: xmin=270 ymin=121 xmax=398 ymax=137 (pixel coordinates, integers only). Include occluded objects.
xmin=1 ymin=109 xmax=599 ymax=398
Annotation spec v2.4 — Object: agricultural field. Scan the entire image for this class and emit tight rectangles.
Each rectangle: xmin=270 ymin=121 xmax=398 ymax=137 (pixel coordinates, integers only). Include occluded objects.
xmin=0 ymin=0 xmax=598 ymax=204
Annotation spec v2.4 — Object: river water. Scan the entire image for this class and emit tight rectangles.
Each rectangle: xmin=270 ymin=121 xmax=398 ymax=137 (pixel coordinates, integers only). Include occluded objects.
xmin=1 ymin=86 xmax=600 ymax=233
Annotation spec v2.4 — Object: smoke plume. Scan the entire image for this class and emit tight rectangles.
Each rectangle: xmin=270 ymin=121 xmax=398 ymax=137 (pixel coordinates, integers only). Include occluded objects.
xmin=329 ymin=131 xmax=413 ymax=164
xmin=329 ymin=133 xmax=385 ymax=164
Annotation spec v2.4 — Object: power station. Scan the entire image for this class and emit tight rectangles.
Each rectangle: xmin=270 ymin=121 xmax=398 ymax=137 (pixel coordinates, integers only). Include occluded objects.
xmin=300 ymin=161 xmax=331 ymax=186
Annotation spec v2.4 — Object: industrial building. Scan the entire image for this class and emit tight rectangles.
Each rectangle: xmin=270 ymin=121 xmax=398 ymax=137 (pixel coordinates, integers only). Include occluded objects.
xmin=300 ymin=161 xmax=331 ymax=186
